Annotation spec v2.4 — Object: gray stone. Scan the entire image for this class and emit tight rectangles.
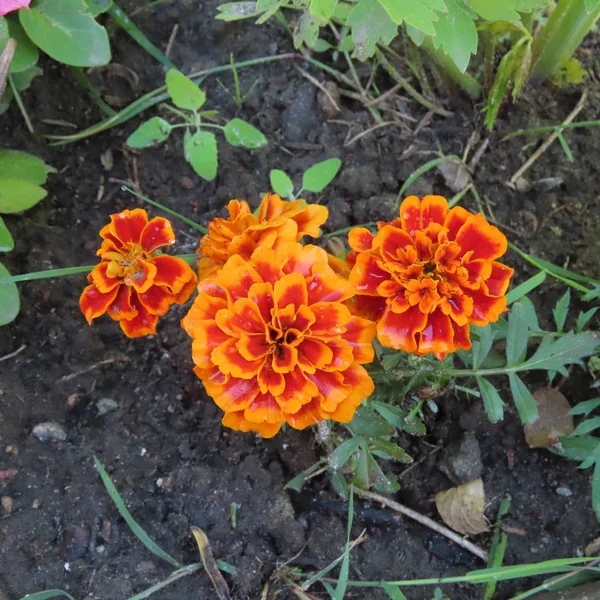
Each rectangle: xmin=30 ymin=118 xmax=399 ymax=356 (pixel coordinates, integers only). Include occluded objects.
xmin=97 ymin=398 xmax=118 ymax=415
xmin=282 ymin=83 xmax=317 ymax=142
xmin=438 ymin=431 xmax=483 ymax=485
xmin=32 ymin=422 xmax=67 ymax=442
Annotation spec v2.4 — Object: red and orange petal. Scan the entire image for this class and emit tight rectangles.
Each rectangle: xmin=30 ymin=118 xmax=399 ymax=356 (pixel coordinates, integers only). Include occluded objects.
xmin=119 ymin=290 xmax=159 ymax=337
xmin=80 ymin=284 xmax=119 ymax=324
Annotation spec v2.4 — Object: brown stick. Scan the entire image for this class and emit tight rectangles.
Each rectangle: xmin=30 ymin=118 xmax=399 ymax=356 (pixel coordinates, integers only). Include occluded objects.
xmin=355 ymin=488 xmax=489 ymax=561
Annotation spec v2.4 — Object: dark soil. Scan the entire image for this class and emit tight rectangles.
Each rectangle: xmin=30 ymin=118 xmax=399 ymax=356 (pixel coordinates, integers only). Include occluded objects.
xmin=1 ymin=2 xmax=600 ymax=599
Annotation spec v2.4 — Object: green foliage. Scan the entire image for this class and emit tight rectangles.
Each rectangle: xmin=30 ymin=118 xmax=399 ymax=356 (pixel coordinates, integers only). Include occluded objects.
xmin=0 ymin=149 xmax=54 ymax=326
xmin=270 ymin=158 xmax=342 ymax=200
xmin=126 ymin=70 xmax=267 ymax=182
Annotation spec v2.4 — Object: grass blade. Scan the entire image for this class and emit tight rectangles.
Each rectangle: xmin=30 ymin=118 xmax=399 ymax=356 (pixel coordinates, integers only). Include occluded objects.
xmin=506 ymin=271 xmax=546 ymax=305
xmin=19 ymin=592 xmax=75 ymax=600
xmin=93 ymin=456 xmax=182 ymax=568
xmin=333 ymin=486 xmax=354 ymax=600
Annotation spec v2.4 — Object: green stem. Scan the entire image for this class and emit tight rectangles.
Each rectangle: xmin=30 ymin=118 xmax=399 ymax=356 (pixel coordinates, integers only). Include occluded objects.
xmin=70 ymin=67 xmax=117 ymax=117
xmin=47 ymin=54 xmax=297 ymax=145
xmin=375 ymin=48 xmax=454 ymax=117
xmin=323 ymin=222 xmax=377 ymax=238
xmin=108 ymin=2 xmax=177 ymax=70
xmin=126 ymin=564 xmax=202 ymax=600
xmin=8 ymin=75 xmax=34 ymax=134
xmin=502 ymin=119 xmax=600 ymax=140
xmin=161 ymin=103 xmax=194 ymax=123
xmin=531 ymin=0 xmax=600 ymax=78
xmin=420 ymin=38 xmax=482 ymax=99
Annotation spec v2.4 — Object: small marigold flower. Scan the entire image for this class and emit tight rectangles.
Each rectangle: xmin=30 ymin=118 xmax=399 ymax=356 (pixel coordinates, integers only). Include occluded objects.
xmin=348 ymin=195 xmax=513 ymax=359
xmin=80 ymin=209 xmax=197 ymax=338
xmin=197 ymin=192 xmax=328 ymax=279
xmin=182 ymin=243 xmax=376 ymax=438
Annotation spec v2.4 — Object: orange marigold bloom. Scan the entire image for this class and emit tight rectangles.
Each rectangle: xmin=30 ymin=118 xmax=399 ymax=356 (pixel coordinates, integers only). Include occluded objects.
xmin=182 ymin=243 xmax=376 ymax=438
xmin=348 ymin=196 xmax=513 ymax=359
xmin=197 ymin=192 xmax=328 ymax=279
xmin=80 ymin=209 xmax=197 ymax=338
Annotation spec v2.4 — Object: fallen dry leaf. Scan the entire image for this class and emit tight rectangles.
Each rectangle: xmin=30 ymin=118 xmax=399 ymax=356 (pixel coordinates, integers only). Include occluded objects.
xmin=585 ymin=536 xmax=600 ymax=557
xmin=435 ymin=478 xmax=488 ymax=535
xmin=524 ymin=387 xmax=574 ymax=448
xmin=192 ymin=526 xmax=231 ymax=600
xmin=437 ymin=159 xmax=472 ymax=193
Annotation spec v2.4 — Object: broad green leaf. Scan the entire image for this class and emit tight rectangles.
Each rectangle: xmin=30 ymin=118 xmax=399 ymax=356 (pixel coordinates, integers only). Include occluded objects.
xmin=0 ymin=179 xmax=47 ymax=213
xmin=570 ymin=398 xmax=600 ymax=417
xmin=556 ymin=435 xmax=600 ymax=462
xmin=584 ymin=0 xmax=600 ymax=11
xmin=406 ymin=24 xmax=426 ymax=46
xmin=270 ymin=169 xmax=294 ymax=198
xmin=20 ymin=0 xmax=111 ymax=67
xmin=328 ymin=437 xmax=363 ymax=470
xmin=377 ymin=0 xmax=442 ymax=35
xmin=337 ymin=35 xmax=354 ymax=52
xmin=469 ymin=0 xmax=519 ymax=20
xmin=126 ymin=117 xmax=172 ymax=148
xmin=506 ymin=301 xmax=529 ymax=366
xmin=0 ymin=217 xmax=14 ymax=252
xmin=10 ymin=64 xmax=42 ymax=91
xmin=432 ymin=0 xmax=478 ymax=73
xmin=223 ymin=118 xmax=267 ymax=148
xmin=382 ymin=583 xmax=408 ymax=600
xmin=347 ymin=0 xmax=397 ymax=60
xmin=348 ymin=406 xmax=395 ymax=437
xmin=215 ymin=2 xmax=259 ymax=21
xmin=302 ymin=157 xmax=342 ymax=192
xmin=84 ymin=0 xmax=112 ymax=16
xmin=165 ymin=69 xmax=206 ymax=111
xmin=184 ymin=131 xmax=218 ymax=181
xmin=508 ymin=373 xmax=538 ymax=424
xmin=312 ymin=38 xmax=333 ymax=52
xmin=293 ymin=11 xmax=320 ymax=49
xmin=2 ymin=17 xmax=39 ymax=74
xmin=18 ymin=591 xmax=75 ymax=600
xmin=0 ymin=261 xmax=19 ymax=326
xmin=576 ymin=307 xmax=598 ymax=333
xmin=506 ymin=271 xmax=546 ymax=305
xmin=477 ymin=376 xmax=504 ymax=423
xmin=0 ymin=150 xmax=55 ymax=184
xmin=310 ymin=0 xmax=338 ymax=21
xmin=515 ymin=0 xmax=549 ymax=10
xmin=522 ymin=331 xmax=600 ymax=373
xmin=553 ymin=289 xmax=571 ymax=333
xmin=256 ymin=0 xmax=286 ymax=24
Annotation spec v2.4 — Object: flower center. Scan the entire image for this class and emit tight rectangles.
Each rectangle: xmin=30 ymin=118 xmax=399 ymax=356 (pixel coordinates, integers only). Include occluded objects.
xmin=104 ymin=243 xmax=152 ymax=285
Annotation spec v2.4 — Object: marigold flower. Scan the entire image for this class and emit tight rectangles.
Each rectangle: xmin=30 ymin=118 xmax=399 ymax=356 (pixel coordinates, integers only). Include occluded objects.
xmin=197 ymin=192 xmax=328 ymax=279
xmin=348 ymin=195 xmax=513 ymax=359
xmin=80 ymin=209 xmax=197 ymax=338
xmin=182 ymin=243 xmax=376 ymax=438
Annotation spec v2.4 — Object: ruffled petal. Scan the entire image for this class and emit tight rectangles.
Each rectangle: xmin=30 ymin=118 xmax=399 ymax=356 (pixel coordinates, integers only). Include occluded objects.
xmin=341 ymin=316 xmax=376 ymax=364
xmin=379 ymin=225 xmax=414 ymax=263
xmin=140 ymin=217 xmax=176 ymax=252
xmin=275 ymin=366 xmax=317 ymax=414
xmin=274 ymin=272 xmax=308 ymax=311
xmin=106 ymin=285 xmax=138 ymax=322
xmin=137 ymin=285 xmax=175 ymax=316
xmin=326 ymin=364 xmax=374 ymax=421
xmin=421 ymin=195 xmax=448 ymax=226
xmin=244 ymin=393 xmax=284 ymax=425
xmin=349 ymin=253 xmax=390 ymax=296
xmin=211 ymin=338 xmax=264 ymax=379
xmin=205 ymin=374 xmax=259 ymax=413
xmin=292 ymin=204 xmax=329 ymax=238
xmin=348 ymin=227 xmax=375 ymax=252
xmin=257 ymin=359 xmax=286 ymax=396
xmin=485 ymin=262 xmax=514 ymax=296
xmin=215 ymin=255 xmax=262 ymax=302
xmin=237 ymin=334 xmax=270 ymax=362
xmin=282 ymin=243 xmax=327 ymax=277
xmin=80 ymin=283 xmax=119 ymax=324
xmin=354 ymin=294 xmax=387 ymax=321
xmin=455 ymin=214 xmax=508 ymax=261
xmin=90 ymin=262 xmax=121 ymax=294
xmin=469 ymin=289 xmax=507 ymax=325
xmin=439 ymin=293 xmax=474 ymax=326
xmin=309 ymin=302 xmax=351 ymax=336
xmin=398 ymin=196 xmax=422 ymax=235
xmin=181 ymin=290 xmax=227 ymax=336
xmin=120 ymin=290 xmax=158 ymax=337
xmin=129 ymin=260 xmax=158 ymax=294
xmin=307 ymin=261 xmax=355 ymax=304
xmin=272 ymin=344 xmax=298 ymax=374
xmin=444 ymin=205 xmax=471 ymax=241
xmin=153 ymin=255 xmax=196 ymax=294
xmin=284 ymin=398 xmax=324 ymax=430
xmin=418 ymin=309 xmax=455 ymax=356
xmin=297 ymin=338 xmax=334 ymax=373
xmin=377 ymin=304 xmax=428 ymax=352
xmin=320 ymin=338 xmax=354 ymax=372
xmin=248 ymin=282 xmax=275 ymax=324
xmin=307 ymin=370 xmax=348 ymax=408
xmin=191 ymin=322 xmax=230 ymax=369
xmin=257 ymin=192 xmax=285 ymax=222
xmin=109 ymin=209 xmax=148 ymax=245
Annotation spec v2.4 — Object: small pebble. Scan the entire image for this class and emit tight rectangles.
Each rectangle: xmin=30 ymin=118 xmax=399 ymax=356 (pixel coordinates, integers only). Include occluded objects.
xmin=32 ymin=499 xmax=42 ymax=509
xmin=556 ymin=487 xmax=573 ymax=497
xmin=66 ymin=393 xmax=82 ymax=409
xmin=1 ymin=496 xmax=13 ymax=514
xmin=63 ymin=525 xmax=89 ymax=560
xmin=96 ymin=398 xmax=118 ymax=415
xmin=32 ymin=422 xmax=67 ymax=442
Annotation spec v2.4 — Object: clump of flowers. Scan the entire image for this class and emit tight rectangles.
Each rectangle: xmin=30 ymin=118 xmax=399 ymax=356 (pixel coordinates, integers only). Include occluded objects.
xmin=347 ymin=195 xmax=513 ymax=358
xmin=182 ymin=242 xmax=376 ymax=438
xmin=80 ymin=208 xmax=197 ymax=337
xmin=197 ymin=192 xmax=328 ymax=279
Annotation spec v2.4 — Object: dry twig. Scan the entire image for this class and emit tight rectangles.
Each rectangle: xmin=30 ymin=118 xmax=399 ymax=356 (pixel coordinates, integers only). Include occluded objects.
xmin=0 ymin=344 xmax=26 ymax=363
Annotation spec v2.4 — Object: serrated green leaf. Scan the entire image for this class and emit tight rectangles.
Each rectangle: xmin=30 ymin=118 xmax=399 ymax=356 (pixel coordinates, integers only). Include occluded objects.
xmin=573 ymin=417 xmax=600 ymax=437
xmin=370 ymin=438 xmax=412 ymax=463
xmin=508 ymin=373 xmax=538 ymax=424
xmin=348 ymin=407 xmax=395 ymax=437
xmin=256 ymin=0 xmax=286 ymax=24
xmin=215 ymin=2 xmax=258 ymax=21
xmin=512 ymin=40 xmax=533 ymax=100
xmin=576 ymin=307 xmax=598 ymax=333
xmin=347 ymin=0 xmax=397 ymax=60
xmin=302 ymin=157 xmax=341 ymax=192
xmin=522 ymin=331 xmax=599 ymax=373
xmin=469 ymin=0 xmax=520 ymax=20
xmin=555 ymin=435 xmax=600 ymax=462
xmin=570 ymin=398 xmax=600 ymax=417
xmin=223 ymin=118 xmax=267 ymax=148
xmin=2 ymin=16 xmax=39 ymax=74
xmin=382 ymin=583 xmax=408 ymax=600
xmin=166 ymin=69 xmax=206 ymax=111
xmin=0 ymin=261 xmax=19 ymax=326
xmin=313 ymin=38 xmax=333 ymax=52
xmin=553 ymin=289 xmax=571 ymax=333
xmin=485 ymin=42 xmax=522 ymax=130
xmin=506 ymin=271 xmax=546 ymax=305
xmin=84 ymin=0 xmax=112 ymax=16
xmin=366 ymin=450 xmax=400 ymax=493
xmin=126 ymin=117 xmax=172 ymax=148
xmin=377 ymin=0 xmax=442 ymax=35
xmin=329 ymin=436 xmax=363 ymax=470
xmin=0 ymin=179 xmax=47 ymax=213
xmin=506 ymin=301 xmax=529 ymax=367
xmin=310 ymin=0 xmax=338 ymax=21
xmin=20 ymin=0 xmax=111 ymax=67
xmin=472 ymin=325 xmax=496 ymax=369
xmin=293 ymin=11 xmax=320 ymax=49
xmin=284 ymin=460 xmax=326 ymax=492
xmin=432 ymin=0 xmax=477 ymax=72
xmin=184 ymin=131 xmax=218 ymax=181
xmin=477 ymin=375 xmax=504 ymax=423
xmin=0 ymin=217 xmax=14 ymax=252
xmin=270 ymin=169 xmax=294 ymax=198
xmin=406 ymin=24 xmax=426 ymax=45
xmin=0 ymin=150 xmax=55 ymax=184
